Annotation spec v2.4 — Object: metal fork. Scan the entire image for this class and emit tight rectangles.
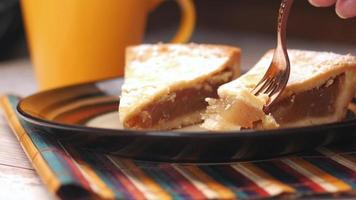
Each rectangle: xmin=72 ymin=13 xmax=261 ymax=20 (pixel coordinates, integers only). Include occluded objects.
xmin=251 ymin=0 xmax=294 ymax=113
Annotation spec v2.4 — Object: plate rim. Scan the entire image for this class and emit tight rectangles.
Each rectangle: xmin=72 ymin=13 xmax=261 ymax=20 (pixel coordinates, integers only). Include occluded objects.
xmin=16 ymin=93 xmax=356 ymax=138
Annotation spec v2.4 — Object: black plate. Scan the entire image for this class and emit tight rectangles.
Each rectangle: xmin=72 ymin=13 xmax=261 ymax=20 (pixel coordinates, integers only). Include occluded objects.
xmin=17 ymin=78 xmax=356 ymax=163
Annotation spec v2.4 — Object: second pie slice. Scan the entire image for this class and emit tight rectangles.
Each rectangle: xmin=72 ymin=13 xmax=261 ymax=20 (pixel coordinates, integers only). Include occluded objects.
xmin=202 ymin=49 xmax=356 ymax=131
xmin=119 ymin=44 xmax=240 ymax=130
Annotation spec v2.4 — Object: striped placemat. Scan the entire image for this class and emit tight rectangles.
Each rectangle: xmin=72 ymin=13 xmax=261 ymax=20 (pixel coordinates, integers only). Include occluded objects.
xmin=1 ymin=95 xmax=355 ymax=199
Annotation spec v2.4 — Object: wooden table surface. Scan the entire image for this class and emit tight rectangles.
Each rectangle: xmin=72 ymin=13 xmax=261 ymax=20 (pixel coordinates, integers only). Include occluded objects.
xmin=0 ymin=59 xmax=51 ymax=199
xmin=0 ymin=31 xmax=356 ymax=199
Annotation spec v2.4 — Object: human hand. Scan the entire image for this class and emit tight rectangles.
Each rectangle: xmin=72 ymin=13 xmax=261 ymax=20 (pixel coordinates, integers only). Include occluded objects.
xmin=309 ymin=0 xmax=356 ymax=18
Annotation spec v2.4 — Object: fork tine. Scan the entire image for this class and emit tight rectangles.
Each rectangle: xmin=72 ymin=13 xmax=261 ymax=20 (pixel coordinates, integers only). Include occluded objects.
xmin=253 ymin=78 xmax=269 ymax=95
xmin=264 ymin=78 xmax=277 ymax=94
xmin=258 ymin=77 xmax=274 ymax=94
xmin=268 ymin=83 xmax=280 ymax=96
xmin=253 ymin=75 xmax=268 ymax=91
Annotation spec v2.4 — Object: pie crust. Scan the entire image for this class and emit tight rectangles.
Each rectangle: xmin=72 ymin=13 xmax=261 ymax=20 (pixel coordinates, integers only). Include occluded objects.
xmin=119 ymin=44 xmax=241 ymax=130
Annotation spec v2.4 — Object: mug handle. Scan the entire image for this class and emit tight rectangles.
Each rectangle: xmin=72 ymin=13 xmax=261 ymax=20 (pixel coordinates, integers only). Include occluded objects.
xmin=150 ymin=0 xmax=196 ymax=43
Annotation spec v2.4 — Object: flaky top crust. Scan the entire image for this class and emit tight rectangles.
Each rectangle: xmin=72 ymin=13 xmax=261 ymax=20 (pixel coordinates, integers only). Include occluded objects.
xmin=119 ymin=43 xmax=241 ymax=123
xmin=218 ymin=49 xmax=356 ymax=99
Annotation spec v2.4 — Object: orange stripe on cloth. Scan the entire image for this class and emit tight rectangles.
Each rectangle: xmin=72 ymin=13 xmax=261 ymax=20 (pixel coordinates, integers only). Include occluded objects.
xmin=232 ymin=163 xmax=295 ymax=196
xmin=182 ymin=165 xmax=236 ymax=199
xmin=0 ymin=96 xmax=61 ymax=193
xmin=285 ymin=157 xmax=351 ymax=192
xmin=120 ymin=159 xmax=172 ymax=200
xmin=75 ymin=161 xmax=116 ymax=199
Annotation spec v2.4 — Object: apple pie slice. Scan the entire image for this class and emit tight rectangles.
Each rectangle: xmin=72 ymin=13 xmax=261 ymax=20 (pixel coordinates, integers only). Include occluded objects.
xmin=202 ymin=49 xmax=356 ymax=131
xmin=119 ymin=44 xmax=240 ymax=130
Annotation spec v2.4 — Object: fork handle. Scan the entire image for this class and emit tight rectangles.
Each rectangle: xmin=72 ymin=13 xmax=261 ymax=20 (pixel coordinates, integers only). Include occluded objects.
xmin=277 ymin=0 xmax=294 ymax=52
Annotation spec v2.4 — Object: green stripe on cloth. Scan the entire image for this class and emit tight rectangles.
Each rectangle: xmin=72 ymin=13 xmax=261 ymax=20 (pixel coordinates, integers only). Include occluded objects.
xmin=2 ymin=95 xmax=356 ymax=199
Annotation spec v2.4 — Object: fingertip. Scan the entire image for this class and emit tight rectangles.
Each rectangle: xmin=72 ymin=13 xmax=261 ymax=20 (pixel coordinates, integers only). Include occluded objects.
xmin=309 ymin=0 xmax=337 ymax=7
xmin=336 ymin=0 xmax=356 ymax=19
xmin=309 ymin=0 xmax=322 ymax=7
xmin=336 ymin=8 xmax=348 ymax=19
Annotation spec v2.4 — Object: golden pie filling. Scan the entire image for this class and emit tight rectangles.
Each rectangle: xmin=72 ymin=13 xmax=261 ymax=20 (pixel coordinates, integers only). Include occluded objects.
xmin=269 ymin=75 xmax=344 ymax=126
xmin=124 ymin=71 xmax=234 ymax=129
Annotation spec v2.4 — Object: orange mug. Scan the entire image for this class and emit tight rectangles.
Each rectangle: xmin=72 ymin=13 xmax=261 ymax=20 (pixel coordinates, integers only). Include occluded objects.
xmin=21 ymin=0 xmax=195 ymax=90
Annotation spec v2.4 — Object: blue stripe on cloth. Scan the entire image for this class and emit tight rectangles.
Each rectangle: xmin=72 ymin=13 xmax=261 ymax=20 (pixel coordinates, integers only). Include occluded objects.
xmin=200 ymin=165 xmax=247 ymax=199
xmin=139 ymin=164 xmax=186 ymax=200
xmin=208 ymin=165 xmax=261 ymax=198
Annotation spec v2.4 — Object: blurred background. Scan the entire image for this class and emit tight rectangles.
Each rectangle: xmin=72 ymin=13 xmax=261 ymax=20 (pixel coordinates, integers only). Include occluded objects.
xmin=1 ymin=0 xmax=356 ymax=91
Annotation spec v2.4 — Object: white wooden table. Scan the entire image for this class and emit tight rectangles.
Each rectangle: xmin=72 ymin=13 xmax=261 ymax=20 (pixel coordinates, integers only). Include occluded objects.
xmin=0 ymin=31 xmax=355 ymax=199
xmin=0 ymin=59 xmax=51 ymax=199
